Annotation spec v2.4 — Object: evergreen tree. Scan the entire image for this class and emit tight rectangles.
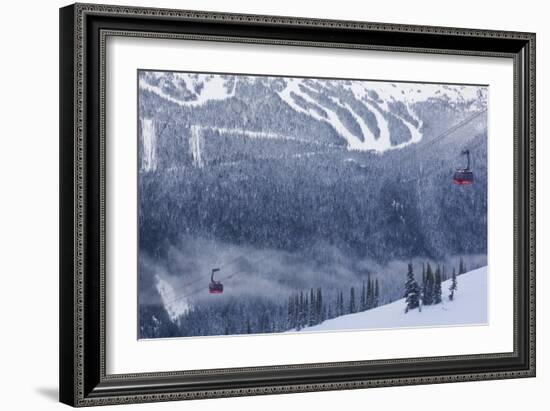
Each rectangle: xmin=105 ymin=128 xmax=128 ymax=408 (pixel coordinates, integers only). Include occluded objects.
xmin=338 ymin=290 xmax=344 ymax=317
xmin=360 ymin=281 xmax=366 ymax=311
xmin=422 ymin=263 xmax=426 ymax=285
xmin=369 ymin=277 xmax=375 ymax=309
xmin=316 ymin=288 xmax=324 ymax=322
xmin=303 ymin=294 xmax=309 ymax=328
xmin=426 ymin=263 xmax=435 ymax=305
xmin=459 ymin=257 xmax=466 ymax=274
xmin=449 ymin=267 xmax=458 ymax=301
xmin=404 ymin=263 xmax=420 ymax=313
xmin=421 ymin=264 xmax=427 ymax=306
xmin=287 ymin=294 xmax=295 ymax=329
xmin=308 ymin=288 xmax=316 ymax=326
xmin=366 ymin=275 xmax=372 ymax=309
xmin=349 ymin=287 xmax=356 ymax=314
xmin=294 ymin=294 xmax=299 ymax=327
xmin=374 ymin=278 xmax=380 ymax=308
xmin=423 ymin=262 xmax=434 ymax=306
xmin=433 ymin=266 xmax=442 ymax=304
xmin=297 ymin=291 xmax=305 ymax=330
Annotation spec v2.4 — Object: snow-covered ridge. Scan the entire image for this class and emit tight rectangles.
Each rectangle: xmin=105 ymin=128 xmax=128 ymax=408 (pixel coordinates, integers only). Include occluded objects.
xmin=139 ymin=71 xmax=487 ymax=153
xmin=365 ymin=82 xmax=487 ymax=110
xmin=139 ymin=71 xmax=236 ymax=107
xmin=298 ymin=266 xmax=488 ymax=332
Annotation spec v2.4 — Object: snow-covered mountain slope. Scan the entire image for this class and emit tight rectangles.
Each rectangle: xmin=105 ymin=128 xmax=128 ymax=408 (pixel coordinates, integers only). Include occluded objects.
xmin=155 ymin=274 xmax=189 ymax=321
xmin=302 ymin=266 xmax=487 ymax=332
xmin=139 ymin=71 xmax=236 ymax=107
xmin=139 ymin=71 xmax=487 ymax=153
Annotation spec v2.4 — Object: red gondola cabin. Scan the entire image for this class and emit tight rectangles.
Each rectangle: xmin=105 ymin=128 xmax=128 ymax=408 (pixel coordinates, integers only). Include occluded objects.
xmin=209 ymin=268 xmax=223 ymax=294
xmin=453 ymin=149 xmax=474 ymax=185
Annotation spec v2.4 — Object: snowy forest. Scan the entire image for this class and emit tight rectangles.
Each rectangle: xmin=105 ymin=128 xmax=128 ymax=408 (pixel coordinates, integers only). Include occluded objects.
xmin=137 ymin=70 xmax=488 ymax=339
xmin=139 ymin=258 xmax=479 ymax=338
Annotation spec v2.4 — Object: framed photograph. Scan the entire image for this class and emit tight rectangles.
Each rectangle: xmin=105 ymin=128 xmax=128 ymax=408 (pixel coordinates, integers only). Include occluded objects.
xmin=59 ymin=3 xmax=536 ymax=407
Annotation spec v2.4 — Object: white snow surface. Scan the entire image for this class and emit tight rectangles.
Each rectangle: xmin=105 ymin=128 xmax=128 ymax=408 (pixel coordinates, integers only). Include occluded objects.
xmin=301 ymin=266 xmax=488 ymax=333
xmin=140 ymin=118 xmax=157 ymax=172
xmin=155 ymin=274 xmax=189 ymax=321
xmin=194 ymin=125 xmax=337 ymax=146
xmin=189 ymin=125 xmax=204 ymax=168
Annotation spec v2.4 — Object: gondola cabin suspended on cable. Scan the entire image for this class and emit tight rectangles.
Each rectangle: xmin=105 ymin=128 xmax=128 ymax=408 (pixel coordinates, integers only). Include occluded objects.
xmin=209 ymin=268 xmax=224 ymax=294
xmin=453 ymin=149 xmax=474 ymax=185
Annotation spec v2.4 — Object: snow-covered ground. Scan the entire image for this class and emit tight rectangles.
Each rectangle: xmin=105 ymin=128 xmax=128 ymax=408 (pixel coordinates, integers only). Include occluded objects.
xmin=303 ymin=266 xmax=487 ymax=332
